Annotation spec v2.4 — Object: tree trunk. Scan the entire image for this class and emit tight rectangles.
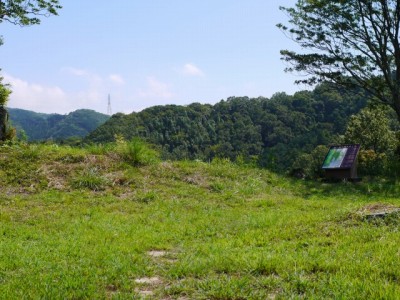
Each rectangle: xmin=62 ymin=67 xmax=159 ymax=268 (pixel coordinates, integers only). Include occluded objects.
xmin=0 ymin=105 xmax=8 ymax=141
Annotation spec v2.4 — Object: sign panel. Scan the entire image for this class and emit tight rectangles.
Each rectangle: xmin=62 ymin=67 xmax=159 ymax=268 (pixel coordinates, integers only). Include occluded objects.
xmin=322 ymin=144 xmax=360 ymax=169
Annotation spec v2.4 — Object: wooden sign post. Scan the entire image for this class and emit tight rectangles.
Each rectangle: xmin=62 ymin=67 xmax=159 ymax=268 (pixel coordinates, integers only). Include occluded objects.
xmin=322 ymin=144 xmax=361 ymax=181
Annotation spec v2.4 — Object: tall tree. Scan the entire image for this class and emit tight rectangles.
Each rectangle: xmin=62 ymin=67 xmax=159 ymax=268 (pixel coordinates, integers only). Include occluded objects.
xmin=277 ymin=0 xmax=400 ymax=122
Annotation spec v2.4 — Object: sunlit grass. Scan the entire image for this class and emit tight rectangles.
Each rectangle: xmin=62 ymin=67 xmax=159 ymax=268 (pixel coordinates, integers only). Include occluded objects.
xmin=1 ymin=143 xmax=400 ymax=298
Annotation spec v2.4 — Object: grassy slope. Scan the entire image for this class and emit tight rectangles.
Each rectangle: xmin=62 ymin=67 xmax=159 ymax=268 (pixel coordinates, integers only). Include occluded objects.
xmin=1 ymin=144 xmax=400 ymax=299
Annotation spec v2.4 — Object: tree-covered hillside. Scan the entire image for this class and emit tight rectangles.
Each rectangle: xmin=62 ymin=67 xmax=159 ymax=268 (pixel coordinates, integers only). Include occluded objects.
xmin=9 ymin=108 xmax=109 ymax=141
xmin=85 ymin=83 xmax=369 ymax=171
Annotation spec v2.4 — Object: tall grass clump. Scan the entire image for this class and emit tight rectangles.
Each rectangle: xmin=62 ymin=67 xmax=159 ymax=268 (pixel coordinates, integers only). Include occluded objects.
xmin=115 ymin=135 xmax=159 ymax=166
xmin=70 ymin=167 xmax=109 ymax=191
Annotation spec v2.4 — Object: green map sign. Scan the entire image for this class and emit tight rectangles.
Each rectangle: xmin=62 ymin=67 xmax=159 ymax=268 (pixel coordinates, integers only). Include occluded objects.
xmin=322 ymin=145 xmax=360 ymax=169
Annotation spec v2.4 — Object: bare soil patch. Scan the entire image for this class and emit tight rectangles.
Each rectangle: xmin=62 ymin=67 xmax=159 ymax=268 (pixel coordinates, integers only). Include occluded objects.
xmin=148 ymin=250 xmax=167 ymax=257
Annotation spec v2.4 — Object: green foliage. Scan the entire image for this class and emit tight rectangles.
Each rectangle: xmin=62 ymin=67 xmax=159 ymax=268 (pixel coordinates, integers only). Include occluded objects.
xmin=115 ymin=135 xmax=160 ymax=166
xmin=86 ymin=83 xmax=368 ymax=173
xmin=0 ymin=0 xmax=61 ymax=46
xmin=16 ymin=128 xmax=28 ymax=142
xmin=8 ymin=108 xmax=110 ymax=141
xmin=0 ymin=0 xmax=61 ymax=26
xmin=3 ymin=121 xmax=16 ymax=143
xmin=0 ymin=75 xmax=14 ymax=142
xmin=291 ymin=145 xmax=329 ymax=179
xmin=278 ymin=0 xmax=400 ymax=121
xmin=358 ymin=150 xmax=389 ymax=177
xmin=50 ymin=109 xmax=110 ymax=140
xmin=344 ymin=107 xmax=397 ymax=153
xmin=344 ymin=106 xmax=399 ymax=177
xmin=0 ymin=77 xmax=11 ymax=106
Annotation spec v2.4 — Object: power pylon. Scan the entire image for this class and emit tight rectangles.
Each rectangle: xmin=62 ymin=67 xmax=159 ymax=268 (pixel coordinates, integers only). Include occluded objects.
xmin=107 ymin=94 xmax=112 ymax=115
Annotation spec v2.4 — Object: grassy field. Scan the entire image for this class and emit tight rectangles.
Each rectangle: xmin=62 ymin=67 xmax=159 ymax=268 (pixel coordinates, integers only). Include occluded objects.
xmin=1 ymin=143 xmax=400 ymax=299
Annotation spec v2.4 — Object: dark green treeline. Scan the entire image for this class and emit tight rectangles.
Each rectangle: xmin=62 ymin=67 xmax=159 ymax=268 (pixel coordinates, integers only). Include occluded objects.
xmin=85 ymin=83 xmax=368 ymax=171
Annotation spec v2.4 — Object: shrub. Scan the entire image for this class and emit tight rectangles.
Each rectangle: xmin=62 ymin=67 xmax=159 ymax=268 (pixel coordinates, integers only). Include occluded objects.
xmin=357 ymin=149 xmax=387 ymax=176
xmin=344 ymin=107 xmax=396 ymax=153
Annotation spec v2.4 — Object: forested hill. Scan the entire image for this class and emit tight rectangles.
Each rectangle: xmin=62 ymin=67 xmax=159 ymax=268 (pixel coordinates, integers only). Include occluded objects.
xmin=9 ymin=108 xmax=110 ymax=141
xmin=85 ymin=83 xmax=368 ymax=171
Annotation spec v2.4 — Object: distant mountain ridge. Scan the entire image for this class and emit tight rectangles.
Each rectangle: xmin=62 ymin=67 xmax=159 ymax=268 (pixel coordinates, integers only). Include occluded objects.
xmin=8 ymin=108 xmax=110 ymax=141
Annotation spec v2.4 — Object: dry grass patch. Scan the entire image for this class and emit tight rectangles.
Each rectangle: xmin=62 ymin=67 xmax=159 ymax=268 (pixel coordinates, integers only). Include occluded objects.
xmin=357 ymin=203 xmax=400 ymax=215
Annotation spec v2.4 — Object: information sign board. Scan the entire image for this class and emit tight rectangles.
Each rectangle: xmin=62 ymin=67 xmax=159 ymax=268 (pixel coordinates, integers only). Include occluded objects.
xmin=322 ymin=144 xmax=360 ymax=169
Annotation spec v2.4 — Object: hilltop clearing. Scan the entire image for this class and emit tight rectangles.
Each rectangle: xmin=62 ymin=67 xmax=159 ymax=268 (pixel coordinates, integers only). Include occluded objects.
xmin=1 ymin=143 xmax=400 ymax=299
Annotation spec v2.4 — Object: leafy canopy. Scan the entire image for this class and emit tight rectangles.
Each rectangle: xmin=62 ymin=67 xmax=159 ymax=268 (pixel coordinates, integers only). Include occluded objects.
xmin=0 ymin=73 xmax=11 ymax=106
xmin=278 ymin=0 xmax=400 ymax=121
xmin=0 ymin=0 xmax=61 ymax=45
xmin=344 ymin=106 xmax=397 ymax=153
xmin=0 ymin=0 xmax=61 ymax=26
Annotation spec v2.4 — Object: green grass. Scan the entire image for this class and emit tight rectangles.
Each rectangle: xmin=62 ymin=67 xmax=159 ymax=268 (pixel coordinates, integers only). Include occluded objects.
xmin=1 ymin=144 xmax=400 ymax=299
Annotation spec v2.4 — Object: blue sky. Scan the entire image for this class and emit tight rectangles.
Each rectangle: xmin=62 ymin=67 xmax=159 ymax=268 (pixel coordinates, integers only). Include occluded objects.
xmin=0 ymin=0 xmax=302 ymax=114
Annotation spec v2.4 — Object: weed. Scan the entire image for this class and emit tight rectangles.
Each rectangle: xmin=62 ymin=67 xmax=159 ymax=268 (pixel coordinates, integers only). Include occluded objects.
xmin=70 ymin=167 xmax=109 ymax=191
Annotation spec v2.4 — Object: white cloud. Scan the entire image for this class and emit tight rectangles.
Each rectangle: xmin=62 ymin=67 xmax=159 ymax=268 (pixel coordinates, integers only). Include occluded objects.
xmin=65 ymin=67 xmax=87 ymax=77
xmin=63 ymin=67 xmax=103 ymax=84
xmin=138 ymin=77 xmax=174 ymax=99
xmin=109 ymin=74 xmax=125 ymax=85
xmin=3 ymin=73 xmax=71 ymax=114
xmin=62 ymin=67 xmax=124 ymax=112
xmin=3 ymin=72 xmax=113 ymax=114
xmin=182 ymin=63 xmax=204 ymax=77
xmin=3 ymin=71 xmax=176 ymax=115
xmin=65 ymin=68 xmax=125 ymax=86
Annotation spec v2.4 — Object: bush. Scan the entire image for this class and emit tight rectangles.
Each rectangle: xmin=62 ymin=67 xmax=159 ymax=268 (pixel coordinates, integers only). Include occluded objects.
xmin=343 ymin=106 xmax=400 ymax=178
xmin=357 ymin=150 xmax=387 ymax=176
xmin=344 ymin=106 xmax=396 ymax=153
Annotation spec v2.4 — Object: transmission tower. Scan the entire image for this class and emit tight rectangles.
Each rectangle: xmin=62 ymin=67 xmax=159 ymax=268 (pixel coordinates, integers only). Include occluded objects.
xmin=107 ymin=94 xmax=112 ymax=115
